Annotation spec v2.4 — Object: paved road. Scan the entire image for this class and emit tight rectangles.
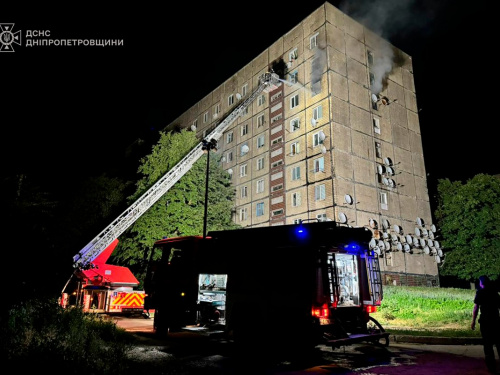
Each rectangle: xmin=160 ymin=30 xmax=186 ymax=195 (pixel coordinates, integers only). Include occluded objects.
xmin=113 ymin=315 xmax=496 ymax=374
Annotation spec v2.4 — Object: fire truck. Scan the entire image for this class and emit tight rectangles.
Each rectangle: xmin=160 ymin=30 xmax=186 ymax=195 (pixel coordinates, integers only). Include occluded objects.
xmin=61 ymin=239 xmax=146 ymax=315
xmin=144 ymin=221 xmax=389 ymax=352
xmin=61 ymin=72 xmax=282 ymax=314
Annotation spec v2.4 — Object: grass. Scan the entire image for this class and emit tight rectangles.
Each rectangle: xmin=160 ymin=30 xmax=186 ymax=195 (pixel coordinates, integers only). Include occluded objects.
xmin=371 ymin=285 xmax=481 ymax=338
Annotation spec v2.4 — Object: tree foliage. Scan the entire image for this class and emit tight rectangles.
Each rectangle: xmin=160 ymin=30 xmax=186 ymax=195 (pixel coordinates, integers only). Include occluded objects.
xmin=112 ymin=130 xmax=238 ymax=281
xmin=434 ymin=174 xmax=500 ymax=281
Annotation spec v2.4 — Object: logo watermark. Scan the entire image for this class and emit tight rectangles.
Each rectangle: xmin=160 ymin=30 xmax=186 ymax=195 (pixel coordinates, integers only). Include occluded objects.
xmin=0 ymin=23 xmax=22 ymax=52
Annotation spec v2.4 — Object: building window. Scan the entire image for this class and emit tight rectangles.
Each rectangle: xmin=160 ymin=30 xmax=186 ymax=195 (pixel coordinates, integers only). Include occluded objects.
xmin=289 ymin=48 xmax=298 ymax=62
xmin=272 ymin=209 xmax=284 ymax=216
xmin=192 ymin=119 xmax=198 ymax=130
xmin=240 ymin=164 xmax=247 ymax=177
xmin=272 ymin=137 xmax=283 ymax=145
xmin=241 ymin=123 xmax=248 ymax=136
xmin=313 ymin=131 xmax=324 ymax=146
xmin=214 ymin=103 xmax=221 ymax=118
xmin=290 ymin=94 xmax=299 ymax=109
xmin=317 ymin=213 xmax=327 ymax=222
xmin=226 ymin=131 xmax=233 ymax=144
xmin=258 ymin=94 xmax=266 ymax=106
xmin=380 ymin=192 xmax=388 ymax=210
xmin=292 ymin=166 xmax=301 ymax=181
xmin=367 ymin=50 xmax=374 ymax=67
xmin=314 ymin=157 xmax=325 ymax=173
xmin=257 ymin=157 xmax=264 ymax=170
xmin=239 ymin=207 xmax=248 ymax=221
xmin=272 ymin=184 xmax=283 ymax=192
xmin=242 ymin=83 xmax=248 ymax=97
xmin=256 ymin=179 xmax=264 ymax=193
xmin=290 ymin=118 xmax=300 ymax=132
xmin=256 ymin=202 xmax=264 ymax=217
xmin=257 ymin=135 xmax=265 ymax=148
xmin=290 ymin=142 xmax=300 ymax=155
xmin=375 ymin=141 xmax=382 ymax=158
xmin=203 ymin=112 xmax=209 ymax=123
xmin=240 ymin=185 xmax=248 ymax=198
xmin=369 ymin=72 xmax=375 ymax=88
xmin=310 ymin=32 xmax=319 ymax=49
xmin=293 ymin=219 xmax=302 ymax=224
xmin=313 ymin=105 xmax=323 ymax=121
xmin=373 ymin=118 xmax=381 ymax=134
xmin=226 ymin=151 xmax=233 ymax=162
xmin=228 ymin=94 xmax=234 ymax=106
xmin=315 ymin=184 xmax=326 ymax=201
xmin=241 ymin=142 xmax=249 ymax=156
xmin=257 ymin=114 xmax=265 ymax=127
xmin=272 ymin=160 xmax=283 ymax=168
xmin=372 ymin=97 xmax=378 ymax=110
xmin=288 ymin=71 xmax=298 ymax=85
xmin=292 ymin=192 xmax=301 ymax=207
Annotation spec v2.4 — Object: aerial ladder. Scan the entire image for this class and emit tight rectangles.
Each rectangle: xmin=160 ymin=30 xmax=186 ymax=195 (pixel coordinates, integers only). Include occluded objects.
xmin=71 ymin=72 xmax=281 ymax=270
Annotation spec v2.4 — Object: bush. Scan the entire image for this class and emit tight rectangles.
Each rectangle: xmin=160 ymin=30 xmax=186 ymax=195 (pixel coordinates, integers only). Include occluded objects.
xmin=0 ymin=297 xmax=136 ymax=374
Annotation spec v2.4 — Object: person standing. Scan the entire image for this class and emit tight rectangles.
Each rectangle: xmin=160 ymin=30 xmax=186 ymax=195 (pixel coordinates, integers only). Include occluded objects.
xmin=471 ymin=275 xmax=500 ymax=373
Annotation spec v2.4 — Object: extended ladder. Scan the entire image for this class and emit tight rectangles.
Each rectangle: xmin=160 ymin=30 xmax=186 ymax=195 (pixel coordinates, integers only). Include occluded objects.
xmin=73 ymin=72 xmax=281 ymax=269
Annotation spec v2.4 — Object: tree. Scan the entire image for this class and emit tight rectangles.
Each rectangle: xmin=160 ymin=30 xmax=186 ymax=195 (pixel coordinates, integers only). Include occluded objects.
xmin=112 ymin=130 xmax=238 ymax=282
xmin=435 ymin=174 xmax=500 ymax=282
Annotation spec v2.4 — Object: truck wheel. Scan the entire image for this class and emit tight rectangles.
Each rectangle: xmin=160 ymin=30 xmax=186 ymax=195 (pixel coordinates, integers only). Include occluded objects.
xmin=367 ymin=316 xmax=389 ymax=347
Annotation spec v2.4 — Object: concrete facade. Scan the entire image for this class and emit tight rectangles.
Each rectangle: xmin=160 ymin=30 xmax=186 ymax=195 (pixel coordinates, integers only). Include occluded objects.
xmin=163 ymin=2 xmax=440 ymax=286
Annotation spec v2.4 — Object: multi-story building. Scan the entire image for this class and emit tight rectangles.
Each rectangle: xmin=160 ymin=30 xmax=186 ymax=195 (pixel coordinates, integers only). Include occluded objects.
xmin=163 ymin=2 xmax=440 ymax=287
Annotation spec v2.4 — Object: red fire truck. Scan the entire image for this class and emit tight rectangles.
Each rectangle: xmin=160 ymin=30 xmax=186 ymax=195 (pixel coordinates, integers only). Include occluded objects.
xmin=61 ymin=239 xmax=146 ymax=315
xmin=144 ymin=221 xmax=389 ymax=353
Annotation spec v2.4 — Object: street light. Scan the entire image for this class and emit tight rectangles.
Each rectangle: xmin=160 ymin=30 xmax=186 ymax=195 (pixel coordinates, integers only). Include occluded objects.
xmin=201 ymin=138 xmax=217 ymax=238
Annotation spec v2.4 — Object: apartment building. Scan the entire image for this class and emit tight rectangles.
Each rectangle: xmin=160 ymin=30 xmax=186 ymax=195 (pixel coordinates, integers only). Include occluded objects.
xmin=163 ymin=2 xmax=440 ymax=287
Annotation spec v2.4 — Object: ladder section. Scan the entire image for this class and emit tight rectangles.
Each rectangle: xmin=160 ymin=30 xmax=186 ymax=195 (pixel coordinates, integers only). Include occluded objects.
xmin=73 ymin=72 xmax=281 ymax=269
xmin=366 ymin=254 xmax=383 ymax=304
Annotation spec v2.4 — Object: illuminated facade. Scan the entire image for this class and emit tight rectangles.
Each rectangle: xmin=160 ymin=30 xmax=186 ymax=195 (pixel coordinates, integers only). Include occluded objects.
xmin=163 ymin=2 xmax=440 ymax=286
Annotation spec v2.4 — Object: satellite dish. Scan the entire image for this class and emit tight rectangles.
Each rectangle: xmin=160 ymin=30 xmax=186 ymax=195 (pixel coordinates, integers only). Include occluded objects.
xmin=371 ymin=93 xmax=378 ymax=103
xmin=419 ymin=238 xmax=426 ymax=247
xmin=430 ymin=224 xmax=437 ymax=233
xmin=404 ymin=243 xmax=411 ymax=253
xmin=427 ymin=239 xmax=434 ymax=247
xmin=377 ymin=164 xmax=385 ymax=174
xmin=396 ymin=242 xmax=403 ymax=251
xmin=190 ymin=124 xmax=197 ymax=132
xmin=321 ymin=145 xmax=327 ymax=154
xmin=424 ymin=246 xmax=430 ymax=255
xmin=413 ymin=237 xmax=420 ymax=247
xmin=416 ymin=217 xmax=424 ymax=226
xmin=241 ymin=145 xmax=249 ymax=154
xmin=338 ymin=212 xmax=347 ymax=223
xmin=373 ymin=246 xmax=381 ymax=255
xmin=431 ymin=247 xmax=437 ymax=255
xmin=429 ymin=231 xmax=435 ymax=240
xmin=378 ymin=240 xmax=385 ymax=251
xmin=311 ymin=118 xmax=317 ymax=126
xmin=393 ymin=225 xmax=401 ymax=234
xmin=437 ymin=249 xmax=443 ymax=257
xmin=344 ymin=194 xmax=353 ymax=205
xmin=386 ymin=167 xmax=394 ymax=175
xmin=422 ymin=228 xmax=429 ymax=237
xmin=369 ymin=238 xmax=377 ymax=249
xmin=382 ymin=231 xmax=389 ymax=239
xmin=434 ymin=241 xmax=440 ymax=249
xmin=227 ymin=168 xmax=233 ymax=175
xmin=236 ymin=93 xmax=242 ymax=100
xmin=435 ymin=255 xmax=441 ymax=263
xmin=405 ymin=234 xmax=412 ymax=244
xmin=319 ymin=131 xmax=326 ymax=141
xmin=369 ymin=219 xmax=378 ymax=229
xmin=384 ymin=241 xmax=391 ymax=250
xmin=388 ymin=179 xmax=395 ymax=188
xmin=382 ymin=177 xmax=389 ymax=185
xmin=415 ymin=227 xmax=421 ymax=237
xmin=382 ymin=219 xmax=390 ymax=229
xmin=383 ymin=157 xmax=392 ymax=166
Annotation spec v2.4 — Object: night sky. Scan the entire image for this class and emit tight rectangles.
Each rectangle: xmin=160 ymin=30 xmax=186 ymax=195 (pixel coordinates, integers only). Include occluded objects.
xmin=3 ymin=0 xmax=496 ymax=199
